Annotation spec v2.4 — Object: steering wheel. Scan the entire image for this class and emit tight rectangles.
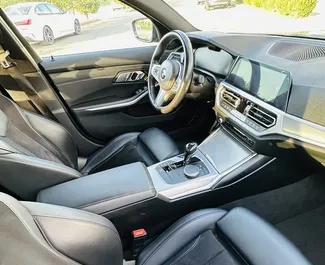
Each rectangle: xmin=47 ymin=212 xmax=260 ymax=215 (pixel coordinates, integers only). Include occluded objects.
xmin=148 ymin=30 xmax=194 ymax=114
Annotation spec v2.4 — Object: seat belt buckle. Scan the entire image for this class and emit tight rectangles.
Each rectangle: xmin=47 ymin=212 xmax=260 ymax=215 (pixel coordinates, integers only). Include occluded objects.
xmin=132 ymin=228 xmax=147 ymax=258
xmin=0 ymin=50 xmax=13 ymax=69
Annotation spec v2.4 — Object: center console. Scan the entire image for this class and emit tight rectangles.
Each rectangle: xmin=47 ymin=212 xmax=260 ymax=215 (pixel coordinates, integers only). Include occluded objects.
xmin=149 ymin=128 xmax=256 ymax=201
xmin=39 ymin=57 xmax=294 ymax=222
xmin=37 ymin=126 xmax=259 ymax=212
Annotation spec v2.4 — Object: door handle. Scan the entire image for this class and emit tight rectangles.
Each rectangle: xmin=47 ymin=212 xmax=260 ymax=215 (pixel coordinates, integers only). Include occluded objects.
xmin=114 ymin=71 xmax=146 ymax=83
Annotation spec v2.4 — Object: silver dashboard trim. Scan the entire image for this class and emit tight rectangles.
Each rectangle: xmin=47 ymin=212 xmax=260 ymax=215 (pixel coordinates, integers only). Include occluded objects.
xmin=216 ymin=81 xmax=325 ymax=149
xmin=73 ymin=90 xmax=148 ymax=112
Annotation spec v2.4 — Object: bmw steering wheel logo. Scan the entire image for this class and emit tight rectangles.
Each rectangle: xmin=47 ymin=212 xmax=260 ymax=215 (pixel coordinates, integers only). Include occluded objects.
xmin=161 ymin=68 xmax=167 ymax=79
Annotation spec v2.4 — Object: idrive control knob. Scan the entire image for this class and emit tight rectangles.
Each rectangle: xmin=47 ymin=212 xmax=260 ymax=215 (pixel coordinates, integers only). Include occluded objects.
xmin=184 ymin=165 xmax=200 ymax=179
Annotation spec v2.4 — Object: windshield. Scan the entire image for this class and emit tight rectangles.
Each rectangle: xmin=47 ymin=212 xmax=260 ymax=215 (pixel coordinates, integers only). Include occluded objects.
xmin=4 ymin=5 xmax=31 ymax=15
xmin=1 ymin=0 xmax=323 ymax=58
xmin=164 ymin=0 xmax=324 ymax=38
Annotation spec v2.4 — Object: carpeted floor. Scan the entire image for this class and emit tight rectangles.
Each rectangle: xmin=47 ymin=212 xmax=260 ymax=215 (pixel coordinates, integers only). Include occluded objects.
xmin=275 ymin=203 xmax=325 ymax=265
xmin=223 ymin=174 xmax=325 ymax=265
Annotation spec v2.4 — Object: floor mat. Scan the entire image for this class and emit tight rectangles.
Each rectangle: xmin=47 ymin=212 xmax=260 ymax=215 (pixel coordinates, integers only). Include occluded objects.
xmin=222 ymin=174 xmax=325 ymax=264
xmin=223 ymin=174 xmax=325 ymax=224
xmin=275 ymin=204 xmax=325 ymax=265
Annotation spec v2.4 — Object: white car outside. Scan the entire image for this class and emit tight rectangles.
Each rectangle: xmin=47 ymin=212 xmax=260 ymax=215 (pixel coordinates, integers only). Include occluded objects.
xmin=4 ymin=2 xmax=81 ymax=45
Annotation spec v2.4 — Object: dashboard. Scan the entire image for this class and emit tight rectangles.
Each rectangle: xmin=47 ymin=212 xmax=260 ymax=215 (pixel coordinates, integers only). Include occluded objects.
xmin=175 ymin=32 xmax=325 ymax=165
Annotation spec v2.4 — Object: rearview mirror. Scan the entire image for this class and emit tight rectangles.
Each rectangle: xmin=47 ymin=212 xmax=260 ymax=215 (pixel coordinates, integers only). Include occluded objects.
xmin=132 ymin=18 xmax=159 ymax=43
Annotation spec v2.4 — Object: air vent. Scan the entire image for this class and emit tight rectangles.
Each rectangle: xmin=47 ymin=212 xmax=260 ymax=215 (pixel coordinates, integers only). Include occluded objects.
xmin=247 ymin=104 xmax=276 ymax=128
xmin=268 ymin=41 xmax=325 ymax=61
xmin=221 ymin=88 xmax=241 ymax=108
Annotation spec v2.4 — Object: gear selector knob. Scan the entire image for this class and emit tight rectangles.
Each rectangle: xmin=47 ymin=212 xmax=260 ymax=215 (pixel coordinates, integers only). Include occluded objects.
xmin=183 ymin=142 xmax=198 ymax=166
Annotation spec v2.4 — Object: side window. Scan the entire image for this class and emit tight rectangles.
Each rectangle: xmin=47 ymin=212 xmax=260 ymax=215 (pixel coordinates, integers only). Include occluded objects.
xmin=35 ymin=4 xmax=51 ymax=15
xmin=26 ymin=0 xmax=158 ymax=57
xmin=35 ymin=6 xmax=42 ymax=15
xmin=46 ymin=4 xmax=62 ymax=14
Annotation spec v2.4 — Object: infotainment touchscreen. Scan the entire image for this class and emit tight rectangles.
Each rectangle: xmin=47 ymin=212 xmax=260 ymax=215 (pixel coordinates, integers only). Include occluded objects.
xmin=225 ymin=57 xmax=291 ymax=111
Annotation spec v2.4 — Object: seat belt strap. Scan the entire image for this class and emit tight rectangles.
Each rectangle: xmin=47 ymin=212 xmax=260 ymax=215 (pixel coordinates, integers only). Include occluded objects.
xmin=0 ymin=46 xmax=57 ymax=121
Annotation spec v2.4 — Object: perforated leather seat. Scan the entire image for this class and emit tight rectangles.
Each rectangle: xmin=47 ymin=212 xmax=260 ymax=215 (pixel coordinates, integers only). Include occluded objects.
xmin=0 ymin=192 xmax=311 ymax=265
xmin=0 ymin=94 xmax=179 ymax=199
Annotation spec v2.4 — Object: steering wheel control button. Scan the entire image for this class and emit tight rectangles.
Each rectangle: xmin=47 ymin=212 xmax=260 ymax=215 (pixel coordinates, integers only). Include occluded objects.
xmin=152 ymin=65 xmax=160 ymax=79
xmin=184 ymin=165 xmax=200 ymax=179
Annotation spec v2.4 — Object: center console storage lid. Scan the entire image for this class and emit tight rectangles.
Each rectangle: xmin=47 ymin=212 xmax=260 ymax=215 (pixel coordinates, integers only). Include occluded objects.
xmin=37 ymin=162 xmax=156 ymax=214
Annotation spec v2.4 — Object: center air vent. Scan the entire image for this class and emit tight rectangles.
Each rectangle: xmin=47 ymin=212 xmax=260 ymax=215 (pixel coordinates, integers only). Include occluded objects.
xmin=247 ymin=104 xmax=277 ymax=128
xmin=268 ymin=41 xmax=325 ymax=61
xmin=221 ymin=88 xmax=241 ymax=108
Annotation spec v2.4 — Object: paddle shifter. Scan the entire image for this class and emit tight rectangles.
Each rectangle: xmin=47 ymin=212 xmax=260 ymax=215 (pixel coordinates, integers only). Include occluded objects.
xmin=183 ymin=142 xmax=198 ymax=166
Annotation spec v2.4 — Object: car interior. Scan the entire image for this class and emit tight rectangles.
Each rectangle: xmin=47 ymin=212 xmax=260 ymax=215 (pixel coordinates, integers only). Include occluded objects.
xmin=0 ymin=0 xmax=325 ymax=264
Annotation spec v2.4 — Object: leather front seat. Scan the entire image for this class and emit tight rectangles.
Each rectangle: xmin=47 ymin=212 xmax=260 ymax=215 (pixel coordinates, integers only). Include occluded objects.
xmin=0 ymin=192 xmax=311 ymax=265
xmin=0 ymin=94 xmax=179 ymax=199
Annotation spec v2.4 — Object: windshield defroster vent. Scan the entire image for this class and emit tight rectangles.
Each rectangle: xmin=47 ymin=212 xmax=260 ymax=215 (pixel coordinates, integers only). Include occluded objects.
xmin=268 ymin=41 xmax=325 ymax=61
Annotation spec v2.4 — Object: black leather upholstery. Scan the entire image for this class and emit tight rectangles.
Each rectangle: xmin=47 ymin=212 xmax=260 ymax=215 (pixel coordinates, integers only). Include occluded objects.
xmin=0 ymin=94 xmax=77 ymax=168
xmin=0 ymin=94 xmax=179 ymax=199
xmin=138 ymin=208 xmax=312 ymax=265
xmin=139 ymin=128 xmax=180 ymax=162
xmin=38 ymin=162 xmax=156 ymax=215
xmin=0 ymin=192 xmax=123 ymax=265
xmin=0 ymin=192 xmax=311 ymax=265
xmin=81 ymin=128 xmax=179 ymax=175
xmin=217 ymin=208 xmax=312 ymax=265
xmin=138 ymin=209 xmax=228 ymax=265
xmin=24 ymin=111 xmax=78 ymax=169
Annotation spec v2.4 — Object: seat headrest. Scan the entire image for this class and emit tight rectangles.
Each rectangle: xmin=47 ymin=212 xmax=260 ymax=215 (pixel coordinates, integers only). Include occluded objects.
xmin=0 ymin=110 xmax=8 ymax=136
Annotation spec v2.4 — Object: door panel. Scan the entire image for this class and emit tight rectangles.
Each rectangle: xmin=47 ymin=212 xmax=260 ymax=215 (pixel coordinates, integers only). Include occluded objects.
xmin=49 ymin=64 xmax=149 ymax=107
xmin=41 ymin=46 xmax=208 ymax=142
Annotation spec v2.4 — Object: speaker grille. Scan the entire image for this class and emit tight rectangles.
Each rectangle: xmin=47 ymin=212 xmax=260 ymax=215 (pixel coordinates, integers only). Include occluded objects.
xmin=268 ymin=41 xmax=325 ymax=61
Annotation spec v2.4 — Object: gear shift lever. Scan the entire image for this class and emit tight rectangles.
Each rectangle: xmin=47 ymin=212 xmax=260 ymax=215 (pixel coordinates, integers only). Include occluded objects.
xmin=183 ymin=142 xmax=198 ymax=166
